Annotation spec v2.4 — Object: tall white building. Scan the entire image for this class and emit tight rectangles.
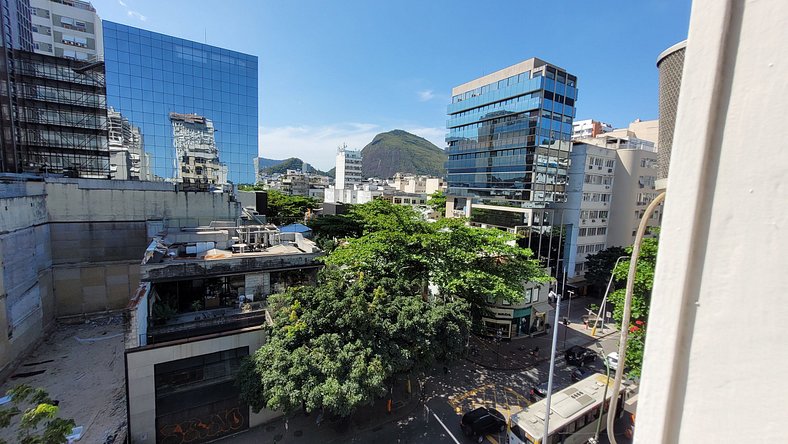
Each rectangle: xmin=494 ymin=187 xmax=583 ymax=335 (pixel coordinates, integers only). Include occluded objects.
xmin=30 ymin=0 xmax=103 ymax=61
xmin=334 ymin=144 xmax=362 ymax=189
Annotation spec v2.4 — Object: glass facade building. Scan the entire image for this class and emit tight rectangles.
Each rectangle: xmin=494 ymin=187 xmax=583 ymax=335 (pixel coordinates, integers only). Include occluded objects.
xmin=445 ymin=58 xmax=578 ymax=281
xmin=103 ymin=21 xmax=258 ymax=184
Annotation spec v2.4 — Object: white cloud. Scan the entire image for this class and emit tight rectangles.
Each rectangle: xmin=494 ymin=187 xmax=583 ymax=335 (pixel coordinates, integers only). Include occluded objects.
xmin=258 ymin=123 xmax=446 ymax=171
xmin=127 ymin=10 xmax=147 ymax=21
xmin=417 ymin=89 xmax=435 ymax=102
xmin=117 ymin=0 xmax=146 ymax=21
xmin=259 ymin=123 xmax=381 ymax=171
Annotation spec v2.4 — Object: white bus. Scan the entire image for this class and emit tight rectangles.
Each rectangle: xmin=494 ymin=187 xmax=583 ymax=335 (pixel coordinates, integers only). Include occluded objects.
xmin=508 ymin=373 xmax=630 ymax=444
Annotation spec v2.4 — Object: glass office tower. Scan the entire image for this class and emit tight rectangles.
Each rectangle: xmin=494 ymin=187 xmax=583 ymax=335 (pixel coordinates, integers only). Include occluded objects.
xmin=445 ymin=58 xmax=578 ymax=279
xmin=102 ymin=21 xmax=258 ymax=184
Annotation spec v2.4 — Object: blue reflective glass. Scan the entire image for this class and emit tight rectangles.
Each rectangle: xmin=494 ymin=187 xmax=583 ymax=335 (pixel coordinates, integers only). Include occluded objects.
xmin=103 ymin=21 xmax=258 ymax=184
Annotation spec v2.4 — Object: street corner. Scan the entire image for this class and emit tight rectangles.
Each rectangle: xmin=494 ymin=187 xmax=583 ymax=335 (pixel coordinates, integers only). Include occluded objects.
xmin=447 ymin=383 xmax=530 ymax=444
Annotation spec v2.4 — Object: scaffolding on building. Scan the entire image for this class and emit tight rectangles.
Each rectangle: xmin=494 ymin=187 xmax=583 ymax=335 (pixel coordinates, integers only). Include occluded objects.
xmin=6 ymin=51 xmax=109 ymax=178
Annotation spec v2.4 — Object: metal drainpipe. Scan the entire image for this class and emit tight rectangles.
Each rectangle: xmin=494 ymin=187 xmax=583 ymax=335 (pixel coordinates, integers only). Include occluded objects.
xmin=606 ymin=191 xmax=666 ymax=444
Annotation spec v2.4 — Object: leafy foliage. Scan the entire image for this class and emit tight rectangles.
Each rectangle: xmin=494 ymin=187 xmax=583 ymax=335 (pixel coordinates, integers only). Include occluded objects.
xmin=426 ymin=190 xmax=446 ymax=216
xmin=608 ymin=236 xmax=659 ymax=376
xmin=238 ymin=271 xmax=470 ymax=417
xmin=584 ymin=246 xmax=628 ymax=296
xmin=264 ymin=189 xmax=318 ymax=225
xmin=239 ymin=200 xmax=547 ymax=418
xmin=0 ymin=385 xmax=75 ymax=444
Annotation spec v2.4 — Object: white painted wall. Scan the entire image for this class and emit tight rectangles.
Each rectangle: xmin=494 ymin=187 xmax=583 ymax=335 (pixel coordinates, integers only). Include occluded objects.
xmin=635 ymin=0 xmax=788 ymax=442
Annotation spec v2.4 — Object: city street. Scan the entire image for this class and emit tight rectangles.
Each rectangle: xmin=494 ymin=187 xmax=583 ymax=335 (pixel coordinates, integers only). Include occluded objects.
xmin=236 ymin=298 xmax=632 ymax=444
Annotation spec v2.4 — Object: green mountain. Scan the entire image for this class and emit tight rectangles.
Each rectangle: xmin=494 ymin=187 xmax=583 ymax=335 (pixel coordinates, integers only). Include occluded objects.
xmin=261 ymin=157 xmax=333 ymax=177
xmin=361 ymin=130 xmax=446 ymax=179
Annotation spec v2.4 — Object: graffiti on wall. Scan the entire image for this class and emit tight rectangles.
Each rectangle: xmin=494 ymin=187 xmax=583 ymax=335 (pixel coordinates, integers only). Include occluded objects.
xmin=158 ymin=407 xmax=245 ymax=444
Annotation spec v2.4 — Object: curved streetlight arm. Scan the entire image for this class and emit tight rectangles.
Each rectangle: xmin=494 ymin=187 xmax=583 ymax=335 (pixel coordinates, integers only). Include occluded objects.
xmin=592 ymin=255 xmax=628 ymax=337
xmin=606 ymin=191 xmax=666 ymax=444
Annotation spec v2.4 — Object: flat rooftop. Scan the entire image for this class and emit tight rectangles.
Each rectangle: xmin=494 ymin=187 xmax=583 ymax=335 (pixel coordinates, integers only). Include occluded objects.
xmin=0 ymin=317 xmax=126 ymax=443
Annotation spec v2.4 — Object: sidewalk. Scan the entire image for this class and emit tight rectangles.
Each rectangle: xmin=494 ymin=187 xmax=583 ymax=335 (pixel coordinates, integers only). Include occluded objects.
xmin=466 ymin=297 xmax=618 ymax=371
xmin=233 ymin=374 xmax=422 ymax=443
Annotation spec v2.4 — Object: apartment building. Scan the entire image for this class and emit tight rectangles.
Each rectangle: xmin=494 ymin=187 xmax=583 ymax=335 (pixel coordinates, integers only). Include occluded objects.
xmin=562 ymin=143 xmax=617 ymax=282
xmin=335 ymin=143 xmax=362 ymax=189
xmin=30 ymin=0 xmax=102 ymax=60
xmin=125 ymin=223 xmax=322 ymax=443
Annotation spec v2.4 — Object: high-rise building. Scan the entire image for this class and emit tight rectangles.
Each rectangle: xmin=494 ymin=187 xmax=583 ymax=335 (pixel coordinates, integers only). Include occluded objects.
xmin=334 ymin=143 xmax=362 ymax=189
xmin=0 ymin=0 xmax=33 ymax=51
xmin=29 ymin=0 xmax=102 ymax=61
xmin=1 ymin=50 xmax=109 ymax=176
xmin=169 ymin=112 xmax=227 ymax=187
xmin=0 ymin=0 xmax=34 ymax=172
xmin=102 ymin=21 xmax=258 ymax=184
xmin=445 ymin=58 xmax=578 ymax=278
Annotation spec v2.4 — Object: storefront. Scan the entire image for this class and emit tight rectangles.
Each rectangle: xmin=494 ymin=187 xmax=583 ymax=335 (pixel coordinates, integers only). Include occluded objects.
xmin=482 ymin=306 xmax=548 ymax=338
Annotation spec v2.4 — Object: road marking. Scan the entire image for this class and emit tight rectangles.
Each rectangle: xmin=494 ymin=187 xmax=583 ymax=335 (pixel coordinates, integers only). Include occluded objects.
xmin=431 ymin=411 xmax=461 ymax=444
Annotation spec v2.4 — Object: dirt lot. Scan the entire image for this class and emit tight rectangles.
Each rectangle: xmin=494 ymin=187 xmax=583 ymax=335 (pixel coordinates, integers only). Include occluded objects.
xmin=0 ymin=316 xmax=127 ymax=443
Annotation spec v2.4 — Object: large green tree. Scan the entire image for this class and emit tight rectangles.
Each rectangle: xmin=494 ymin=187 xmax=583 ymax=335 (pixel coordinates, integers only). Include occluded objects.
xmin=608 ymin=236 xmax=659 ymax=377
xmin=584 ymin=246 xmax=629 ymax=296
xmin=265 ymin=190 xmax=318 ymax=225
xmin=237 ymin=270 xmax=470 ymax=418
xmin=239 ymin=200 xmax=547 ymax=418
xmin=426 ymin=190 xmax=446 ymax=216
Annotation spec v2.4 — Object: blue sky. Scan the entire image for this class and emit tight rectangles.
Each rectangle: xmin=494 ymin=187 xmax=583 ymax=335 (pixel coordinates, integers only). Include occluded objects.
xmin=94 ymin=0 xmax=691 ymax=170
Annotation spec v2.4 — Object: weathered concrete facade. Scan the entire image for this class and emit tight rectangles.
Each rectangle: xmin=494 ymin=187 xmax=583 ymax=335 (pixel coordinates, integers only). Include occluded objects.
xmin=0 ymin=177 xmax=242 ymax=377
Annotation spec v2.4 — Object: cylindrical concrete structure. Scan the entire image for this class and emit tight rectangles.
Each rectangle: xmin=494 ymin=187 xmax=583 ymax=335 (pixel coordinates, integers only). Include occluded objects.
xmin=656 ymin=40 xmax=687 ymax=182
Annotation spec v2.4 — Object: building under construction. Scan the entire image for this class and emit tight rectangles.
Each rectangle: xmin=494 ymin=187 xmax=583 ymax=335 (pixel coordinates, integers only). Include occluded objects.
xmin=0 ymin=50 xmax=109 ymax=178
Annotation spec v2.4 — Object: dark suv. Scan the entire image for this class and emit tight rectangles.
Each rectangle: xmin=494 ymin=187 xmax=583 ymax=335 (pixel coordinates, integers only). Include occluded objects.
xmin=460 ymin=407 xmax=506 ymax=442
xmin=565 ymin=345 xmax=596 ymax=366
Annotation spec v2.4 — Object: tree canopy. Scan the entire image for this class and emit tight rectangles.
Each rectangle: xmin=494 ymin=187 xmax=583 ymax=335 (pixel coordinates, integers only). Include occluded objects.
xmin=608 ymin=236 xmax=659 ymax=377
xmin=426 ymin=190 xmax=446 ymax=216
xmin=584 ymin=246 xmax=628 ymax=296
xmin=238 ymin=200 xmax=547 ymax=418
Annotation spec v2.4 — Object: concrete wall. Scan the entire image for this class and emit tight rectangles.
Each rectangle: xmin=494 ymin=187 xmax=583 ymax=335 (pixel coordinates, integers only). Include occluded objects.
xmin=0 ymin=178 xmax=243 ymax=376
xmin=635 ymin=0 xmax=788 ymax=442
xmin=125 ymin=327 xmax=280 ymax=444
xmin=0 ymin=184 xmax=53 ymax=376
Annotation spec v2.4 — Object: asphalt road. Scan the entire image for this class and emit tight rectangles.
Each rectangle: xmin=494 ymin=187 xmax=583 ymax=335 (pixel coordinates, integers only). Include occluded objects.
xmin=343 ymin=334 xmax=627 ymax=444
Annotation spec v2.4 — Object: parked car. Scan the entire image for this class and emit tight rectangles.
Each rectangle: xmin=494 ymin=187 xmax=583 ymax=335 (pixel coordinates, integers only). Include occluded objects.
xmin=565 ymin=345 xmax=596 ymax=366
xmin=571 ymin=367 xmax=595 ymax=382
xmin=460 ymin=407 xmax=506 ymax=442
xmin=606 ymin=352 xmax=620 ymax=371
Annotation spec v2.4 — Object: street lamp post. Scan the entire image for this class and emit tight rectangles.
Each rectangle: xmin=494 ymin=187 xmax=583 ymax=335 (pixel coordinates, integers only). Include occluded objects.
xmin=589 ymin=342 xmax=611 ymax=444
xmin=592 ymin=256 xmax=628 ymax=337
xmin=543 ymin=291 xmax=562 ymax=441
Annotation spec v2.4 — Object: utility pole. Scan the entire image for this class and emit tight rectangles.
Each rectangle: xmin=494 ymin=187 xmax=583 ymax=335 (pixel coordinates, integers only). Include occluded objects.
xmin=543 ymin=291 xmax=561 ymax=441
